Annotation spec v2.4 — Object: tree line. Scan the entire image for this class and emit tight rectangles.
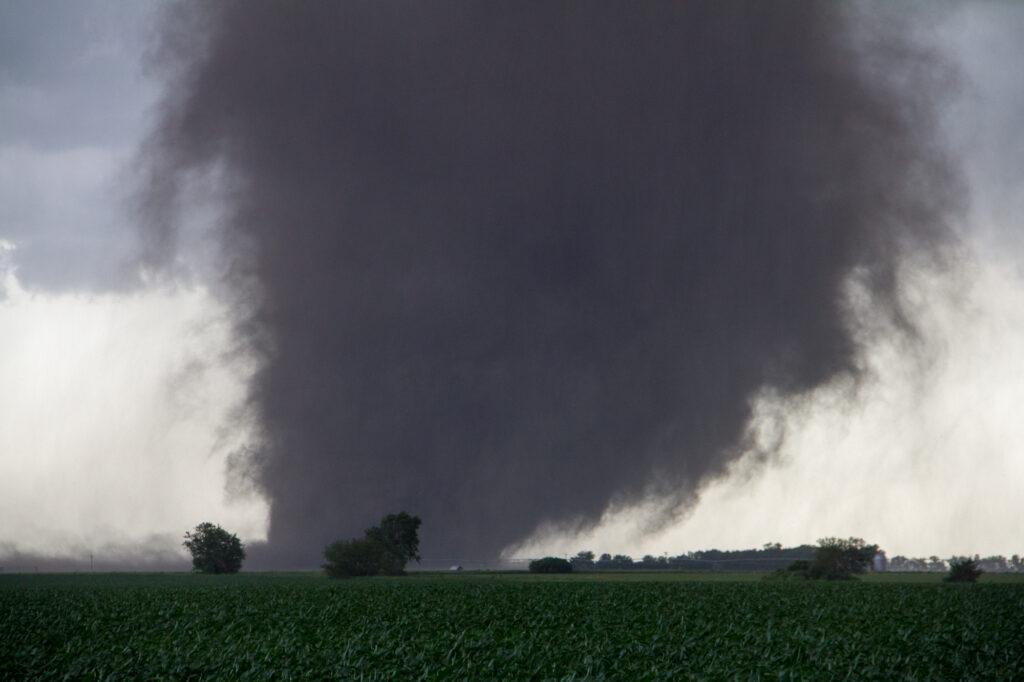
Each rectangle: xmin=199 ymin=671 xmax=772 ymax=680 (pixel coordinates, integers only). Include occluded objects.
xmin=887 ymin=554 xmax=1024 ymax=573
xmin=178 ymin=520 xmax=1013 ymax=583
xmin=535 ymin=538 xmax=989 ymax=582
xmin=565 ymin=543 xmax=819 ymax=572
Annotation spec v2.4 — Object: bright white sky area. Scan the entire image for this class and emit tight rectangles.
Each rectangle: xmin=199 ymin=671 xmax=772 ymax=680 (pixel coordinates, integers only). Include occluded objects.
xmin=0 ymin=260 xmax=267 ymax=560
xmin=1 ymin=2 xmax=1022 ymax=564
xmin=0 ymin=1 xmax=266 ymax=566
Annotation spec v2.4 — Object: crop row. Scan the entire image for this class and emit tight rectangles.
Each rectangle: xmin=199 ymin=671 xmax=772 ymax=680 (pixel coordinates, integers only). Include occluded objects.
xmin=3 ymin=577 xmax=1022 ymax=679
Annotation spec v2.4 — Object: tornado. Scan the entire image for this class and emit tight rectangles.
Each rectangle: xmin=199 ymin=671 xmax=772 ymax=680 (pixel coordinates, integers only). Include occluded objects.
xmin=138 ymin=1 xmax=960 ymax=566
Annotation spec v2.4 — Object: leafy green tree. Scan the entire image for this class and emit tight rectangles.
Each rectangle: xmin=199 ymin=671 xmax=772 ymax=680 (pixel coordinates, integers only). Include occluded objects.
xmin=182 ymin=522 xmax=245 ymax=574
xmin=808 ymin=537 xmax=878 ymax=580
xmin=322 ymin=538 xmax=390 ymax=578
xmin=323 ymin=511 xmax=421 ymax=578
xmin=529 ymin=557 xmax=572 ymax=573
xmin=774 ymin=537 xmax=877 ymax=580
xmin=945 ymin=557 xmax=982 ymax=583
xmin=765 ymin=559 xmax=813 ymax=581
xmin=612 ymin=554 xmax=634 ymax=569
xmin=365 ymin=511 xmax=422 ymax=574
xmin=570 ymin=550 xmax=595 ymax=570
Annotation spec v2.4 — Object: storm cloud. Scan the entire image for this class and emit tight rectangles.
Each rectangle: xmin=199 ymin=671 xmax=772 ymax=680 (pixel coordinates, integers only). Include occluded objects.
xmin=138 ymin=1 xmax=960 ymax=565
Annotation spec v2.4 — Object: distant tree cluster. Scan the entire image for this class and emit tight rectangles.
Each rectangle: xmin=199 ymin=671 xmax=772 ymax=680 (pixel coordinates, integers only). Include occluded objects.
xmin=887 ymin=555 xmax=949 ymax=572
xmin=323 ymin=512 xmax=421 ymax=578
xmin=567 ymin=543 xmax=817 ymax=572
xmin=182 ymin=522 xmax=246 ymax=574
xmin=946 ymin=557 xmax=983 ymax=583
xmin=569 ymin=550 xmax=596 ymax=570
xmin=889 ymin=554 xmax=1022 ymax=574
xmin=810 ymin=537 xmax=878 ymax=580
xmin=564 ymin=543 xmax=1023 ymax=577
xmin=529 ymin=557 xmax=572 ymax=573
xmin=769 ymin=538 xmax=879 ymax=581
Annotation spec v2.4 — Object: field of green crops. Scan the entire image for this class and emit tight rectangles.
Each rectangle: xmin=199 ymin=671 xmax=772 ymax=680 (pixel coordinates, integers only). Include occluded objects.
xmin=3 ymin=572 xmax=1022 ymax=679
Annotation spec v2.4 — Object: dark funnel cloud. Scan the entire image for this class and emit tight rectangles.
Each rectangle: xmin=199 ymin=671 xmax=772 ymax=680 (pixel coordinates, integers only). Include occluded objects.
xmin=139 ymin=1 xmax=959 ymax=566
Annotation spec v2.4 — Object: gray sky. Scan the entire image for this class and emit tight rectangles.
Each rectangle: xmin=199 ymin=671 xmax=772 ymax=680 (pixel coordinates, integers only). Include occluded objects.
xmin=937 ymin=2 xmax=1024 ymax=256
xmin=0 ymin=0 xmax=159 ymax=291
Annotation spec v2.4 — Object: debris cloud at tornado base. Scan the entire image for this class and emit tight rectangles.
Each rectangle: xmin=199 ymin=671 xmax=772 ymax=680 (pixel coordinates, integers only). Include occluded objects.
xmin=138 ymin=2 xmax=961 ymax=566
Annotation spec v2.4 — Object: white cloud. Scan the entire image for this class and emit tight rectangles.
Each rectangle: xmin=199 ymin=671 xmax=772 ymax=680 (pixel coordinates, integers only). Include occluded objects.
xmin=507 ymin=253 xmax=1024 ymax=560
xmin=0 ymin=272 xmax=267 ymax=558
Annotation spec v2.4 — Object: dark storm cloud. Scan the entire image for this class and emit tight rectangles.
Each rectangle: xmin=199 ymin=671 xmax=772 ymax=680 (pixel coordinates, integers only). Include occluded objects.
xmin=139 ymin=1 xmax=960 ymax=566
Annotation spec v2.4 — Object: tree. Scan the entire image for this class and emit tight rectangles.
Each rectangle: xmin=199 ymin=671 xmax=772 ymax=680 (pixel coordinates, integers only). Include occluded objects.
xmin=182 ymin=522 xmax=245 ymax=574
xmin=978 ymin=555 xmax=1008 ymax=573
xmin=529 ymin=557 xmax=572 ymax=573
xmin=365 ymin=511 xmax=422 ymax=574
xmin=808 ymin=537 xmax=878 ymax=580
xmin=641 ymin=554 xmax=658 ymax=567
xmin=612 ymin=554 xmax=634 ymax=569
xmin=774 ymin=537 xmax=877 ymax=581
xmin=765 ymin=559 xmax=812 ymax=581
xmin=946 ymin=557 xmax=982 ymax=583
xmin=323 ymin=511 xmax=421 ymax=578
xmin=322 ymin=538 xmax=390 ymax=578
xmin=570 ymin=550 xmax=595 ymax=570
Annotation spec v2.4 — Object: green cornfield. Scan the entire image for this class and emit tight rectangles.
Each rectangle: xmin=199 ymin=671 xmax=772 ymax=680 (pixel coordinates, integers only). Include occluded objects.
xmin=2 ymin=572 xmax=1022 ymax=679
